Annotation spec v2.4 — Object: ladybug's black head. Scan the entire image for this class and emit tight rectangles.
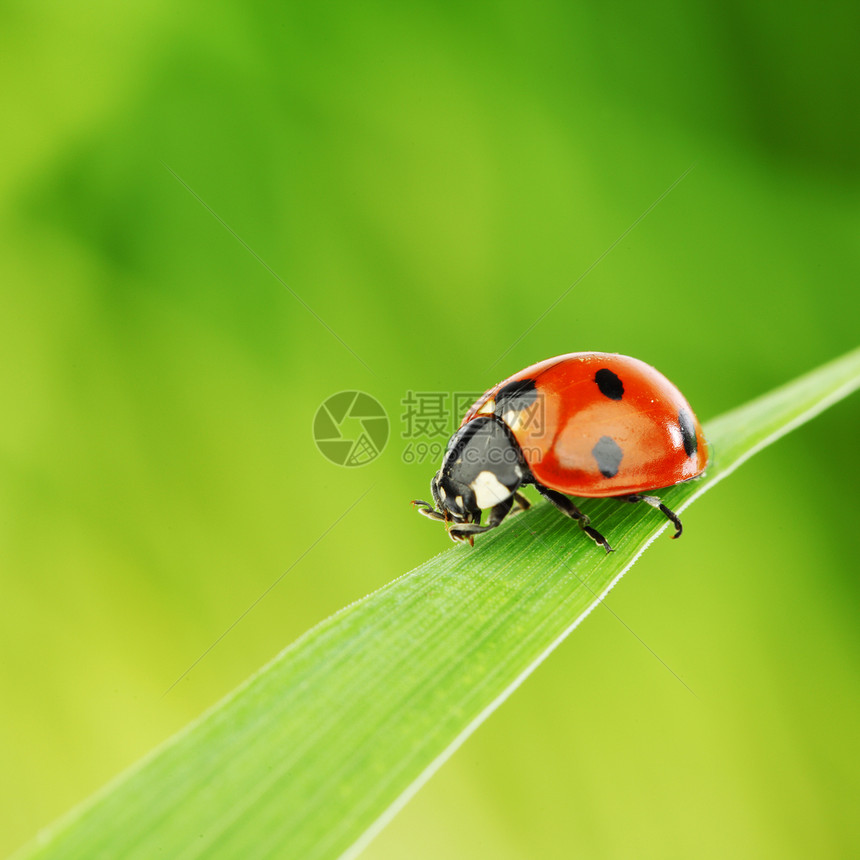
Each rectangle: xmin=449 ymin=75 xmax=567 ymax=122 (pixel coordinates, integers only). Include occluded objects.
xmin=429 ymin=416 xmax=528 ymax=525
xmin=429 ymin=472 xmax=478 ymax=525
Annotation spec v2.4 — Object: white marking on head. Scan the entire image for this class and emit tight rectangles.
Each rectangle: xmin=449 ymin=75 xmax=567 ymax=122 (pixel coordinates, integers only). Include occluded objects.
xmin=438 ymin=485 xmax=447 ymax=500
xmin=471 ymin=470 xmax=512 ymax=510
xmin=476 ymin=399 xmax=496 ymax=416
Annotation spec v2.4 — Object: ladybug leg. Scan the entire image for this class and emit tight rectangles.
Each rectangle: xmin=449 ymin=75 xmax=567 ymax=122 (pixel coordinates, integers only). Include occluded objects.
xmin=511 ymin=492 xmax=531 ymax=514
xmin=448 ymin=496 xmax=515 ymax=543
xmin=533 ymin=483 xmax=612 ymax=553
xmin=623 ymin=494 xmax=683 ymax=538
xmin=412 ymin=499 xmax=446 ymax=521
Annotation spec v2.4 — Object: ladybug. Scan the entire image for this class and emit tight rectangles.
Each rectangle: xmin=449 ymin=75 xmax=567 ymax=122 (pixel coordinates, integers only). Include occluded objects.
xmin=413 ymin=352 xmax=708 ymax=552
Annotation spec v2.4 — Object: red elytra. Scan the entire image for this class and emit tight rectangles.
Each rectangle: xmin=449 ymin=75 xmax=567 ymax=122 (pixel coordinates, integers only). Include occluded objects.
xmin=461 ymin=352 xmax=708 ymax=497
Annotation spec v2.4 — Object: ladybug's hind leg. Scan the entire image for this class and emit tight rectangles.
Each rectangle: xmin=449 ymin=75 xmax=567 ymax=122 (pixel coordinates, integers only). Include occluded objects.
xmin=623 ymin=494 xmax=683 ymax=538
xmin=533 ymin=483 xmax=612 ymax=553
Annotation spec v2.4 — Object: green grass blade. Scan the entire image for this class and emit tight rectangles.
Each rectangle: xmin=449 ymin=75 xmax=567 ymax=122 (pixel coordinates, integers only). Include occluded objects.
xmin=16 ymin=347 xmax=860 ymax=860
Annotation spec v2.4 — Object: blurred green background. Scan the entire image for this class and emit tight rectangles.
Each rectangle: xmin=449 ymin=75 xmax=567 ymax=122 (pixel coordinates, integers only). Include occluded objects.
xmin=1 ymin=1 xmax=858 ymax=857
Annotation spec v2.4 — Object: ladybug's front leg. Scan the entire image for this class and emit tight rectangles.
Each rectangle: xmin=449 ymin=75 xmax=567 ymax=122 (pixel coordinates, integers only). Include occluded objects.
xmin=533 ymin=483 xmax=613 ymax=553
xmin=412 ymin=500 xmax=446 ymax=521
xmin=622 ymin=494 xmax=683 ymax=538
xmin=448 ymin=495 xmax=515 ymax=544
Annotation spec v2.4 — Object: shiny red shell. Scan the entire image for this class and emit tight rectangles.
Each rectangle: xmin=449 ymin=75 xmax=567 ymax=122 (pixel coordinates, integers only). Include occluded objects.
xmin=461 ymin=352 xmax=708 ymax=497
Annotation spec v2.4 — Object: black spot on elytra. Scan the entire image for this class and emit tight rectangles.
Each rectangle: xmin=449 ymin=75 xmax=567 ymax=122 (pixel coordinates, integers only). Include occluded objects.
xmin=592 ymin=435 xmax=623 ymax=478
xmin=595 ymin=368 xmax=624 ymax=400
xmin=678 ymin=409 xmax=697 ymax=457
xmin=496 ymin=377 xmax=538 ymax=414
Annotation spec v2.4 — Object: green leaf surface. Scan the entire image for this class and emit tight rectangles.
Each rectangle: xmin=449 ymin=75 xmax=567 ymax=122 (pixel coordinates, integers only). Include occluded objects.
xmin=16 ymin=347 xmax=860 ymax=860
